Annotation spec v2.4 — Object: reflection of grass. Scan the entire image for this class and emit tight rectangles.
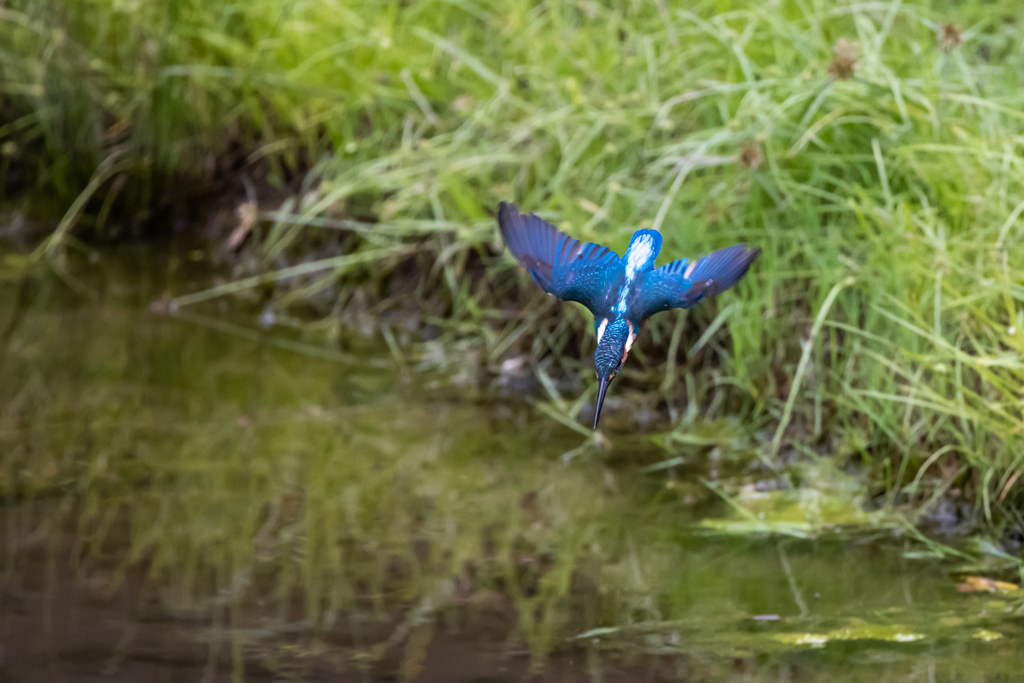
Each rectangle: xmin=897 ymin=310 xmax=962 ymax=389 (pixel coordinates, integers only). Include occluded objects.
xmin=2 ymin=272 xmax=1024 ymax=677
xmin=4 ymin=3 xmax=1024 ymax=541
xmin=0 ymin=289 xmax=604 ymax=667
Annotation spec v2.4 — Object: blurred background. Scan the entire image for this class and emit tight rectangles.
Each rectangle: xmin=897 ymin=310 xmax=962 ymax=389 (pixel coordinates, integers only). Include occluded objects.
xmin=2 ymin=0 xmax=1024 ymax=680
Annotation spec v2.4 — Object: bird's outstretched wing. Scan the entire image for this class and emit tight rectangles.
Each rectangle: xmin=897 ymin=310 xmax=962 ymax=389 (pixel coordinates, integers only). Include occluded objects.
xmin=498 ymin=202 xmax=620 ymax=314
xmin=636 ymin=244 xmax=760 ymax=319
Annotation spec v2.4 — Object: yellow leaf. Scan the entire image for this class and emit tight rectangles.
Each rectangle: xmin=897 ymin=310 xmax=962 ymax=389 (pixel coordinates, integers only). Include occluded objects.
xmin=972 ymin=629 xmax=1003 ymax=642
xmin=956 ymin=576 xmax=1020 ymax=594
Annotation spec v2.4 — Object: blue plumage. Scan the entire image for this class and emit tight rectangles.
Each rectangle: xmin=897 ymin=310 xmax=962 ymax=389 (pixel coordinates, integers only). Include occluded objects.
xmin=637 ymin=243 xmax=760 ymax=317
xmin=497 ymin=203 xmax=619 ymax=313
xmin=497 ymin=202 xmax=760 ymax=429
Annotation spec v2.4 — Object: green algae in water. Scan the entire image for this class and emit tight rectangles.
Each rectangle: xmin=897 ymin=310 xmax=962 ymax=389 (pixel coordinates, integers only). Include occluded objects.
xmin=1 ymin=248 xmax=1023 ymax=681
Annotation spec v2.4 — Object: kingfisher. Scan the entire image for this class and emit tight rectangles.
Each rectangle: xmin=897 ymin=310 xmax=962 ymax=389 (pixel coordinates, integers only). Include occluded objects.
xmin=497 ymin=202 xmax=760 ymax=430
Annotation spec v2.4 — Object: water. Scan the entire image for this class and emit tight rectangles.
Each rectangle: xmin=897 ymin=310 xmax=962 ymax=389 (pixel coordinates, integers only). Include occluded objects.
xmin=1 ymin=246 xmax=1022 ymax=681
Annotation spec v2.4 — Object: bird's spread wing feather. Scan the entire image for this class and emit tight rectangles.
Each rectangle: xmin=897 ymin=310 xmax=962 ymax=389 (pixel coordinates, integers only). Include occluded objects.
xmin=498 ymin=202 xmax=620 ymax=313
xmin=636 ymin=244 xmax=760 ymax=319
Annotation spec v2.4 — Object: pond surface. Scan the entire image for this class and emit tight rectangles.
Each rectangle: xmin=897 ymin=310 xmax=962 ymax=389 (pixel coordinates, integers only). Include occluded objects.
xmin=1 ymin=246 xmax=1022 ymax=681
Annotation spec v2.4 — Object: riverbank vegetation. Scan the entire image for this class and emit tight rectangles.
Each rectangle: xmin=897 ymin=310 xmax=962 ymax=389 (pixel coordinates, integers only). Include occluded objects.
xmin=3 ymin=0 xmax=1024 ymax=548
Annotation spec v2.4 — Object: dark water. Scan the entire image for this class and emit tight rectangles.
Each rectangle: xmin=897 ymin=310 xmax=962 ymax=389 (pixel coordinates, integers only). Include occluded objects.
xmin=1 ymin=246 xmax=1022 ymax=681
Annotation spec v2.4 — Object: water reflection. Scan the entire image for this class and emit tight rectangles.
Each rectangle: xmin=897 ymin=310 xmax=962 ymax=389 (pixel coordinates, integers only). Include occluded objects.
xmin=1 ymin=247 xmax=1021 ymax=681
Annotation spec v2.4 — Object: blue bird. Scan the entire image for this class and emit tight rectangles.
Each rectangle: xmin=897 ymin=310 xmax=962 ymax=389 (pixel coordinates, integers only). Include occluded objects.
xmin=497 ymin=202 xmax=761 ymax=430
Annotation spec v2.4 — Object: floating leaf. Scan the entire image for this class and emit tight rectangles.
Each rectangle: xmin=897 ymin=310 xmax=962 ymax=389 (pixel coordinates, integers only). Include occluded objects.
xmin=775 ymin=633 xmax=829 ymax=648
xmin=956 ymin=577 xmax=1021 ymax=594
xmin=699 ymin=480 xmax=899 ymax=538
xmin=774 ymin=622 xmax=925 ymax=649
xmin=972 ymin=630 xmax=1004 ymax=642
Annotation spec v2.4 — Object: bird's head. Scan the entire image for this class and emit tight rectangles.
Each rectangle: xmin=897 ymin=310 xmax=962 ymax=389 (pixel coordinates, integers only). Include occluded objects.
xmin=592 ymin=318 xmax=638 ymax=429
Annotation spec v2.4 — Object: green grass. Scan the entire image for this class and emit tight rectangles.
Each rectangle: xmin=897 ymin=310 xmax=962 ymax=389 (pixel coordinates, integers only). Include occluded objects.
xmin=2 ymin=0 xmax=1024 ymax=540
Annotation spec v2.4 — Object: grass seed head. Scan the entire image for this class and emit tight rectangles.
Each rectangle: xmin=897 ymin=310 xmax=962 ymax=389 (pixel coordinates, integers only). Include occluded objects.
xmin=739 ymin=142 xmax=763 ymax=170
xmin=827 ymin=38 xmax=858 ymax=80
xmin=939 ymin=23 xmax=964 ymax=52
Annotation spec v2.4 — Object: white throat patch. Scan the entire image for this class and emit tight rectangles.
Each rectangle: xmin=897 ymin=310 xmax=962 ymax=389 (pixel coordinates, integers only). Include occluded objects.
xmin=621 ymin=321 xmax=637 ymax=364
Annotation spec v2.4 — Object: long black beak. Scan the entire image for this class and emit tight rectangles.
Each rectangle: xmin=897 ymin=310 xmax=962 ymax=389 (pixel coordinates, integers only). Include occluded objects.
xmin=594 ymin=375 xmax=612 ymax=430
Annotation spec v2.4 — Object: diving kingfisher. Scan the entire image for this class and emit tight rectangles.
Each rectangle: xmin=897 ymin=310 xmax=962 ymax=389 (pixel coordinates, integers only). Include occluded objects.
xmin=497 ymin=202 xmax=760 ymax=430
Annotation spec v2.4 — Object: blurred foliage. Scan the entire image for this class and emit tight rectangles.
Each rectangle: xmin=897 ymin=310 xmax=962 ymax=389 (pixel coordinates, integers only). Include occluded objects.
xmin=1 ymin=1 xmax=1024 ymax=542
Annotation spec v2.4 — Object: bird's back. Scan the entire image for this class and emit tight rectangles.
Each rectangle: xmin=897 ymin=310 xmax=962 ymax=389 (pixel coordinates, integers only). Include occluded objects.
xmin=593 ymin=229 xmax=662 ymax=321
